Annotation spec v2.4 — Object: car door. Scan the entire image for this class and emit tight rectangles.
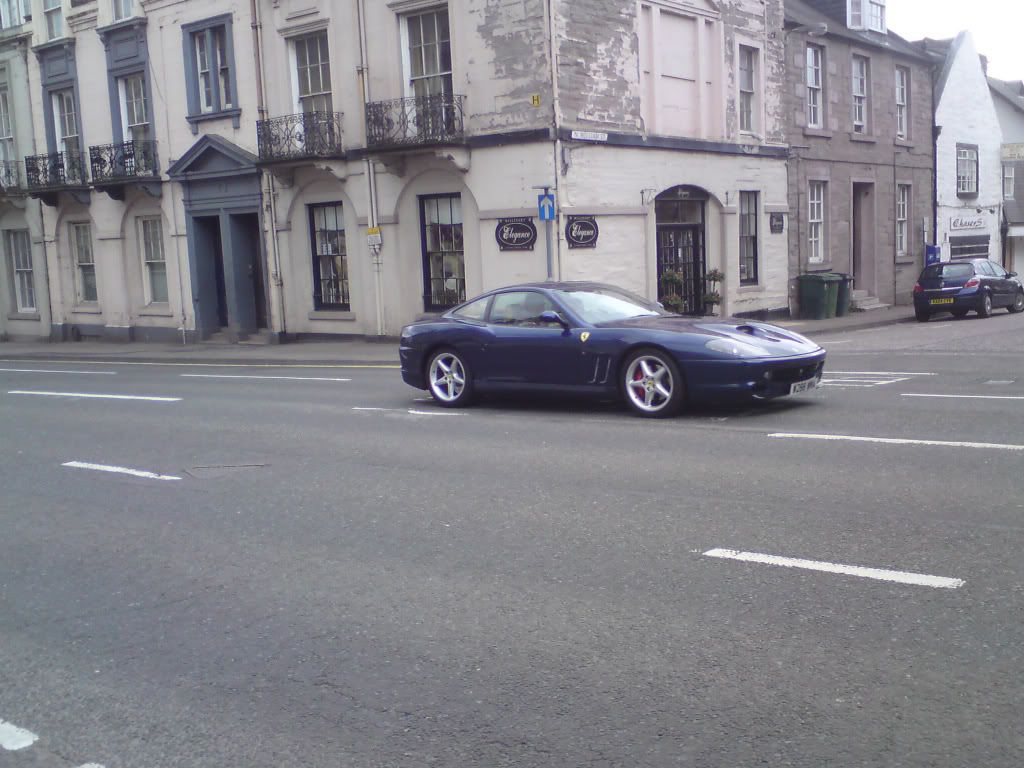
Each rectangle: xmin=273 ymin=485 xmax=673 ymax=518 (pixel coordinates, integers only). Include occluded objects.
xmin=988 ymin=262 xmax=1014 ymax=306
xmin=482 ymin=290 xmax=587 ymax=387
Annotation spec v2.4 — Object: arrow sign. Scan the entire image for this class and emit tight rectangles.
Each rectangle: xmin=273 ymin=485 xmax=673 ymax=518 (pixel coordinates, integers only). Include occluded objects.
xmin=538 ymin=193 xmax=555 ymax=221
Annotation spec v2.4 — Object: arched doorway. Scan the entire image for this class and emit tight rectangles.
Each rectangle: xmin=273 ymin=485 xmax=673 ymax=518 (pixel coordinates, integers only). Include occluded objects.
xmin=655 ymin=186 xmax=708 ymax=315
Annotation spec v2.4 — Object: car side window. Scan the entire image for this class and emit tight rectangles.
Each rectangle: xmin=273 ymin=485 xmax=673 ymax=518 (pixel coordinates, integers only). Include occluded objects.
xmin=488 ymin=291 xmax=561 ymax=327
xmin=977 ymin=261 xmax=996 ymax=277
xmin=990 ymin=263 xmax=1008 ymax=278
xmin=452 ymin=296 xmax=490 ymax=321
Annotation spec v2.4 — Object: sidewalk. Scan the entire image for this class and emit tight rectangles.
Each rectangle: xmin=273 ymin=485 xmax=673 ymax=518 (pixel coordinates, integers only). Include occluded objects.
xmin=0 ymin=308 xmax=915 ymax=366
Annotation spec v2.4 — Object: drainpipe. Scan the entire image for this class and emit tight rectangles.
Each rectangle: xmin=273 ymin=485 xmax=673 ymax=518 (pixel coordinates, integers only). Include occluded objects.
xmin=357 ymin=0 xmax=385 ymax=336
xmin=250 ymin=0 xmax=287 ymax=338
xmin=546 ymin=0 xmax=563 ymax=279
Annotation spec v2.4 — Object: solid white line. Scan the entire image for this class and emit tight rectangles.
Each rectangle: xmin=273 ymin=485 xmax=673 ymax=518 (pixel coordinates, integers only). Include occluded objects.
xmin=77 ymin=764 xmax=106 ymax=768
xmin=0 ymin=719 xmax=38 ymax=751
xmin=821 ymin=340 xmax=853 ymax=344
xmin=180 ymin=374 xmax=351 ymax=382
xmin=407 ymin=409 xmax=465 ymax=416
xmin=828 ymin=371 xmax=937 ymax=376
xmin=902 ymin=393 xmax=1024 ymax=401
xmin=703 ymin=548 xmax=964 ymax=589
xmin=0 ymin=358 xmax=398 ymax=369
xmin=0 ymin=368 xmax=116 ymax=375
xmin=768 ymin=432 xmax=1024 ymax=451
xmin=7 ymin=390 xmax=180 ymax=402
xmin=63 ymin=461 xmax=182 ymax=481
xmin=352 ymin=406 xmax=388 ymax=411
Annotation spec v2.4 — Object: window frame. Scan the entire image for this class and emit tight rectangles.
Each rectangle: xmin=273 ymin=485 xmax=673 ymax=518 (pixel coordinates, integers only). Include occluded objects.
xmin=6 ymin=229 xmax=34 ymax=313
xmin=1004 ymin=164 xmax=1015 ymax=201
xmin=112 ymin=0 xmax=131 ymax=21
xmin=851 ymin=55 xmax=869 ymax=134
xmin=0 ymin=86 xmax=14 ymax=165
xmin=308 ymin=201 xmax=350 ymax=311
xmin=806 ymin=45 xmax=824 ymax=129
xmin=808 ymin=180 xmax=826 ymax=265
xmin=894 ymin=66 xmax=909 ymax=140
xmin=739 ymin=190 xmax=758 ymax=285
xmin=118 ymin=73 xmax=149 ymax=143
xmin=0 ymin=0 xmax=23 ymax=29
xmin=42 ymin=0 xmax=62 ymax=40
xmin=138 ymin=216 xmax=167 ymax=305
xmin=182 ymin=15 xmax=239 ymax=128
xmin=401 ymin=7 xmax=454 ymax=100
xmin=292 ymin=31 xmax=333 ymax=115
xmin=738 ymin=44 xmax=758 ymax=135
xmin=956 ymin=144 xmax=979 ymax=198
xmin=419 ymin=192 xmax=465 ymax=312
xmin=70 ymin=221 xmax=97 ymax=305
xmin=895 ymin=184 xmax=910 ymax=256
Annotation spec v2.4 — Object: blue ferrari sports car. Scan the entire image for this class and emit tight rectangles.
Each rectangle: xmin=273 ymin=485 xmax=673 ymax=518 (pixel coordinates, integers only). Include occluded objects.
xmin=400 ymin=282 xmax=826 ymax=417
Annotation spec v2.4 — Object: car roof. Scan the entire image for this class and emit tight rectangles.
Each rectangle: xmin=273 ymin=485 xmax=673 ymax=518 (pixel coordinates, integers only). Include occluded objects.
xmin=488 ymin=281 xmax=617 ymax=292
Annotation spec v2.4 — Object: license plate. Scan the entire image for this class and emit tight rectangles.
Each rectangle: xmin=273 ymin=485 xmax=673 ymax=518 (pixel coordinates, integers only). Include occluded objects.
xmin=790 ymin=377 xmax=818 ymax=395
xmin=930 ymin=298 xmax=954 ymax=305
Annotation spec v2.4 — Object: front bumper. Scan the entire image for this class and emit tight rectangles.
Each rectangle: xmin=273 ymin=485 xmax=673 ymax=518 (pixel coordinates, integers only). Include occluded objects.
xmin=683 ymin=352 xmax=827 ymax=402
xmin=400 ymin=344 xmax=427 ymax=389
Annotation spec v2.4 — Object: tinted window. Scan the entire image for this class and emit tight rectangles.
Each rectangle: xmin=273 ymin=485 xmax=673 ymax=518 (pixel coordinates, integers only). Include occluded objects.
xmin=489 ymin=291 xmax=560 ymax=327
xmin=989 ymin=262 xmax=1007 ymax=278
xmin=554 ymin=286 xmax=665 ymax=324
xmin=921 ymin=263 xmax=974 ymax=279
xmin=452 ymin=296 xmax=489 ymax=320
xmin=976 ymin=261 xmax=996 ymax=276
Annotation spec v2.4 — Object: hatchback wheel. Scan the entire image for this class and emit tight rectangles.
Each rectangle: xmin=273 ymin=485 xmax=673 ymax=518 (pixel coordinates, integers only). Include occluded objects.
xmin=1009 ymin=290 xmax=1024 ymax=314
xmin=426 ymin=349 xmax=474 ymax=407
xmin=978 ymin=292 xmax=993 ymax=318
xmin=914 ymin=308 xmax=930 ymax=322
xmin=621 ymin=349 xmax=685 ymax=418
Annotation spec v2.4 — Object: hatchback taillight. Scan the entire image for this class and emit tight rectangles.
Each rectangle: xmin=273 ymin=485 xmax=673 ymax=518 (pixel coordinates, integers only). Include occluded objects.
xmin=964 ymin=277 xmax=981 ymax=289
xmin=913 ymin=283 xmax=923 ymax=293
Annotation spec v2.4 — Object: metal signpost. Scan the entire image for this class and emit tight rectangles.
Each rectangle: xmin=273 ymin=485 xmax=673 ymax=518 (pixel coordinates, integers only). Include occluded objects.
xmin=535 ymin=186 xmax=556 ymax=279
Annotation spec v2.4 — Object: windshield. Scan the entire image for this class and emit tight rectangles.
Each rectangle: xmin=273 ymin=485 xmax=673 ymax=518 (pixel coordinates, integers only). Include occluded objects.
xmin=553 ymin=286 xmax=666 ymax=324
xmin=921 ymin=263 xmax=974 ymax=279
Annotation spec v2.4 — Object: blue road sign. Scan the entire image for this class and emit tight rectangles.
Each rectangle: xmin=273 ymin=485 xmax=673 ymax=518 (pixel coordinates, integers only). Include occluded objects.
xmin=538 ymin=194 xmax=555 ymax=221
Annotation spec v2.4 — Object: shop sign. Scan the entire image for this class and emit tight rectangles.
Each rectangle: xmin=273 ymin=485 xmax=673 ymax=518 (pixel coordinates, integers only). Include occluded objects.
xmin=495 ymin=217 xmax=537 ymax=251
xmin=1002 ymin=143 xmax=1024 ymax=161
xmin=566 ymin=216 xmax=599 ymax=248
xmin=769 ymin=213 xmax=785 ymax=234
xmin=950 ymin=216 xmax=985 ymax=231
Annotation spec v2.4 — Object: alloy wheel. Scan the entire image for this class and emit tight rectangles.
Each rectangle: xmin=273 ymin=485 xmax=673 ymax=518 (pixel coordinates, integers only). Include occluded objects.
xmin=625 ymin=355 xmax=674 ymax=414
xmin=1014 ymin=292 xmax=1024 ymax=313
xmin=428 ymin=353 xmax=466 ymax=403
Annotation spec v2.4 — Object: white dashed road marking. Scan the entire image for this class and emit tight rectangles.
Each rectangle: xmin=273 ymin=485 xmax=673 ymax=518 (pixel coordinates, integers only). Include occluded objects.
xmin=768 ymin=432 xmax=1024 ymax=451
xmin=703 ymin=548 xmax=965 ymax=589
xmin=7 ymin=390 xmax=181 ymax=402
xmin=902 ymin=393 xmax=1024 ymax=401
xmin=0 ymin=368 xmax=116 ymax=375
xmin=0 ymin=719 xmax=38 ymax=750
xmin=63 ymin=461 xmax=182 ymax=481
xmin=180 ymin=374 xmax=351 ymax=382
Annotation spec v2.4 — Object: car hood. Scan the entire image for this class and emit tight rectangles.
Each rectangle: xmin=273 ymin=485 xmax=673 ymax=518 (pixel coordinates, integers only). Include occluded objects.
xmin=597 ymin=315 xmax=821 ymax=355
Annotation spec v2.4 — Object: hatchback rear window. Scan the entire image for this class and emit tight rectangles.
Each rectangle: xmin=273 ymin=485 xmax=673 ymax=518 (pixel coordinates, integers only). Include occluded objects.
xmin=921 ymin=263 xmax=974 ymax=279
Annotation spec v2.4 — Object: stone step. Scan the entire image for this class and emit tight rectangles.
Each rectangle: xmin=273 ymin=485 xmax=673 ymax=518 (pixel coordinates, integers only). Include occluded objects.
xmin=851 ymin=289 xmax=870 ymax=299
xmin=851 ymin=297 xmax=891 ymax=311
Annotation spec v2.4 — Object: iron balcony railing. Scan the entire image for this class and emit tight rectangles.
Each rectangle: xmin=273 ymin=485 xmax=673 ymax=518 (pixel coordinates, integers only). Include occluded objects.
xmin=89 ymin=140 xmax=159 ymax=183
xmin=0 ymin=160 xmax=22 ymax=191
xmin=257 ymin=111 xmax=344 ymax=162
xmin=365 ymin=94 xmax=465 ymax=150
xmin=24 ymin=151 xmax=88 ymax=189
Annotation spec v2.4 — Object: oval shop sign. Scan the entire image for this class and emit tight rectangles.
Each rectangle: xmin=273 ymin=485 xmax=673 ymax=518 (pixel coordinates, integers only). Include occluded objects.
xmin=566 ymin=215 xmax=599 ymax=248
xmin=495 ymin=217 xmax=538 ymax=251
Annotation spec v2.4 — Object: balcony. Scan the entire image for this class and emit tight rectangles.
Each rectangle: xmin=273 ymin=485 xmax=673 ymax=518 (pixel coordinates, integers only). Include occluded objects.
xmin=24 ymin=151 xmax=89 ymax=205
xmin=257 ymin=112 xmax=344 ymax=164
xmin=89 ymin=141 xmax=161 ymax=200
xmin=0 ymin=160 xmax=23 ymax=195
xmin=365 ymin=94 xmax=465 ymax=151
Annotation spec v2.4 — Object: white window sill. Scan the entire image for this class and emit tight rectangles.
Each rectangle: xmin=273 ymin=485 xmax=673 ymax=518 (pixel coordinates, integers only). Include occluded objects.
xmin=8 ymin=311 xmax=41 ymax=321
xmin=71 ymin=305 xmax=102 ymax=315
xmin=308 ymin=310 xmax=356 ymax=322
xmin=138 ymin=304 xmax=174 ymax=317
xmin=850 ymin=132 xmax=877 ymax=143
xmin=737 ymin=284 xmax=765 ymax=294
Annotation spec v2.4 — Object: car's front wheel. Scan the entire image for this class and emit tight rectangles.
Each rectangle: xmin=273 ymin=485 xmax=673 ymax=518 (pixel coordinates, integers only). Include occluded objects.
xmin=1008 ymin=290 xmax=1024 ymax=314
xmin=621 ymin=349 xmax=685 ymax=418
xmin=978 ymin=292 xmax=993 ymax=318
xmin=426 ymin=348 xmax=474 ymax=407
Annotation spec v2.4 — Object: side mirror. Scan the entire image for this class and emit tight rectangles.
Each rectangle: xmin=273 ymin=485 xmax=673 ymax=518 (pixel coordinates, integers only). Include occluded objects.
xmin=539 ymin=310 xmax=568 ymax=327
xmin=1008 ymin=271 xmax=1018 ymax=278
xmin=656 ymin=301 xmax=665 ymax=310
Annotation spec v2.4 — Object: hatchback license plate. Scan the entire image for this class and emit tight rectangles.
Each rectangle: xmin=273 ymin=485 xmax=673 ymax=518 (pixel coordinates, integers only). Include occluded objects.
xmin=790 ymin=377 xmax=818 ymax=395
xmin=930 ymin=298 xmax=954 ymax=305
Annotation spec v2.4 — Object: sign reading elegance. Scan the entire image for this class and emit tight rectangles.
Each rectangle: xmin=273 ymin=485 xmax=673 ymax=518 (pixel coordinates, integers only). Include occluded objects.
xmin=566 ymin=216 xmax=599 ymax=248
xmin=1002 ymin=143 xmax=1024 ymax=162
xmin=950 ymin=216 xmax=986 ymax=231
xmin=495 ymin=217 xmax=537 ymax=251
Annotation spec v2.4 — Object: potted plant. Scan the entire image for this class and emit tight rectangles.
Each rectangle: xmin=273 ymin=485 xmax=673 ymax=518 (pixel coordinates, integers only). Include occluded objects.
xmin=661 ymin=293 xmax=685 ymax=314
xmin=702 ymin=291 xmax=722 ymax=316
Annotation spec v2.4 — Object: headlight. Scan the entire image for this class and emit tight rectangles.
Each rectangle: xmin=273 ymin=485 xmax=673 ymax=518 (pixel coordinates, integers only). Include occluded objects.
xmin=704 ymin=338 xmax=772 ymax=357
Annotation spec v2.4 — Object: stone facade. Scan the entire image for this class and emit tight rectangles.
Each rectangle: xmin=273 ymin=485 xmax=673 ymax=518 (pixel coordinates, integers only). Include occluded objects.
xmin=990 ymin=78 xmax=1024 ymax=274
xmin=783 ymin=0 xmax=935 ymax=310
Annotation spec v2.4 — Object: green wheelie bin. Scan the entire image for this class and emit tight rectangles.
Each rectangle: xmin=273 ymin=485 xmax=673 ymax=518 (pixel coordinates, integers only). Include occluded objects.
xmin=833 ymin=273 xmax=853 ymax=317
xmin=797 ymin=273 xmax=832 ymax=320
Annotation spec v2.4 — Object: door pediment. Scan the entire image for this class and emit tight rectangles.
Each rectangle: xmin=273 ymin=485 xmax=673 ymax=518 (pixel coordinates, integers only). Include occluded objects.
xmin=168 ymin=134 xmax=259 ymax=181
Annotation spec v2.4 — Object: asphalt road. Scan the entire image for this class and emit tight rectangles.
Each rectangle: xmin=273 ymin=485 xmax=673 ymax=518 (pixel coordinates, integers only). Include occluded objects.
xmin=1 ymin=311 xmax=1023 ymax=768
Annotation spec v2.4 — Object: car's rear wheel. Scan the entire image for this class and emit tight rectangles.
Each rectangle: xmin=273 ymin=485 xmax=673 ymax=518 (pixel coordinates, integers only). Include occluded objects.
xmin=915 ymin=308 xmax=930 ymax=322
xmin=621 ymin=349 xmax=685 ymax=418
xmin=978 ymin=292 xmax=993 ymax=318
xmin=426 ymin=349 xmax=474 ymax=407
xmin=1008 ymin=290 xmax=1024 ymax=314
xmin=951 ymin=309 xmax=968 ymax=319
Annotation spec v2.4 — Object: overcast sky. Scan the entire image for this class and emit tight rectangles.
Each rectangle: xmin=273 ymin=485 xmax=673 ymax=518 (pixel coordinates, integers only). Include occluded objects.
xmin=886 ymin=0 xmax=1023 ymax=79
